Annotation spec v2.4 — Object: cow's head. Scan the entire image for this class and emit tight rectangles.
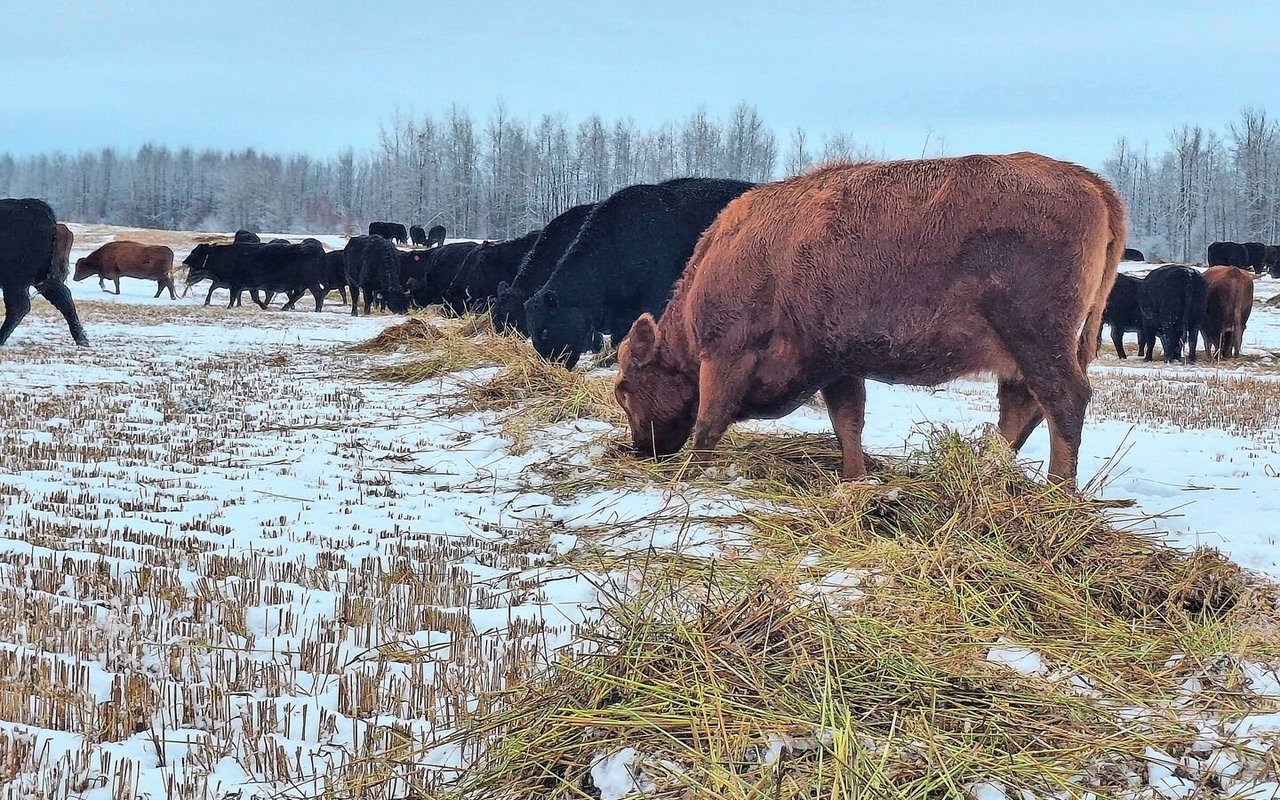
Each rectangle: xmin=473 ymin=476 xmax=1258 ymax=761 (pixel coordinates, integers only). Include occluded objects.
xmin=182 ymin=244 xmax=213 ymax=284
xmin=72 ymin=257 xmax=94 ymax=282
xmin=524 ymin=289 xmax=594 ymax=369
xmin=615 ymin=313 xmax=698 ymax=457
xmin=377 ymin=288 xmax=411 ymax=315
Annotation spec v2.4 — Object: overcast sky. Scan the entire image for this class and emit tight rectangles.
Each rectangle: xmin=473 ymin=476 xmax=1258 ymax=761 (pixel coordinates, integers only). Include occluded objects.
xmin=4 ymin=0 xmax=1277 ymax=168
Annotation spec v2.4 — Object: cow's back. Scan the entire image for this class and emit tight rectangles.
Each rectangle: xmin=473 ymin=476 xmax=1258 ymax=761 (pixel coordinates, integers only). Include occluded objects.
xmin=677 ymin=154 xmax=1120 ymax=382
xmin=0 ymin=199 xmax=57 ymax=286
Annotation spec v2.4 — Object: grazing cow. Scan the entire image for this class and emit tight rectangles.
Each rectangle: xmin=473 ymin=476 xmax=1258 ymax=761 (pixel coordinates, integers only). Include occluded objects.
xmin=1122 ymin=247 xmax=1144 ymax=262
xmin=1201 ymin=266 xmax=1254 ymax=359
xmin=368 ymin=221 xmax=408 ymax=245
xmin=0 ymin=199 xmax=87 ymax=346
xmin=74 ymin=242 xmax=177 ymax=298
xmin=407 ymin=241 xmax=481 ymax=309
xmin=526 ymin=177 xmax=755 ymax=368
xmin=427 ymin=225 xmax=446 ymax=248
xmin=613 ymin=154 xmax=1125 ymax=485
xmin=1137 ymin=264 xmax=1207 ymax=363
xmin=1243 ymin=242 xmax=1268 ymax=274
xmin=410 ymin=225 xmax=428 ymax=247
xmin=1207 ymin=241 xmax=1249 ymax=269
xmin=1100 ymin=272 xmax=1143 ymax=358
xmin=493 ymin=202 xmax=596 ymax=334
xmin=234 ymin=229 xmax=261 ymax=244
xmin=343 ymin=235 xmax=408 ymax=316
xmin=444 ymin=228 xmax=542 ymax=314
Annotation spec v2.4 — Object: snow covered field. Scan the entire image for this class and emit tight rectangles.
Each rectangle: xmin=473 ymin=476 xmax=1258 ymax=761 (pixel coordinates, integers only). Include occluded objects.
xmin=2 ymin=226 xmax=1280 ymax=798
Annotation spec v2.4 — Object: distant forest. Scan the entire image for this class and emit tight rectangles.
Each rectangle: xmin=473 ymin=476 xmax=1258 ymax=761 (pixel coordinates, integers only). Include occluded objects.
xmin=3 ymin=103 xmax=1278 ymax=261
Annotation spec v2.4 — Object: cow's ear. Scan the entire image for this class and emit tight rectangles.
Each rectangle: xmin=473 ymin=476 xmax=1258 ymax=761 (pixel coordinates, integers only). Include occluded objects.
xmin=628 ymin=313 xmax=658 ymax=366
xmin=542 ymin=290 xmax=558 ymax=309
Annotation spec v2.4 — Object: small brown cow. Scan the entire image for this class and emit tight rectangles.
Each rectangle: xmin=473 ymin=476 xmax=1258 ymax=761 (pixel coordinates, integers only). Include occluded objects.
xmin=614 ymin=153 xmax=1125 ymax=485
xmin=1201 ymin=265 xmax=1254 ymax=359
xmin=74 ymin=241 xmax=177 ymax=298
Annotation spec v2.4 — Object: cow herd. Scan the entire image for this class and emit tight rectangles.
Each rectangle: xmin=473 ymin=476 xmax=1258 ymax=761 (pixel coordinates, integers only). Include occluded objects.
xmin=1206 ymin=240 xmax=1280 ymax=277
xmin=1101 ymin=258 xmax=1258 ymax=364
xmin=3 ymin=152 xmax=1279 ymax=484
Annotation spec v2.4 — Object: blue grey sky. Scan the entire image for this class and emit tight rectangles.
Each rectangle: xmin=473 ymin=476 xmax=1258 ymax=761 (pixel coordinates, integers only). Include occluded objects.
xmin=4 ymin=0 xmax=1277 ymax=168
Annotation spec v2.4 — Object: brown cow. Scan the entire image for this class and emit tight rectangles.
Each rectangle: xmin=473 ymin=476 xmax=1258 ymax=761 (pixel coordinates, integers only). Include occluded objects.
xmin=74 ymin=241 xmax=177 ymax=298
xmin=614 ymin=153 xmax=1125 ymax=485
xmin=1201 ymin=266 xmax=1254 ymax=359
xmin=51 ymin=223 xmax=73 ymax=282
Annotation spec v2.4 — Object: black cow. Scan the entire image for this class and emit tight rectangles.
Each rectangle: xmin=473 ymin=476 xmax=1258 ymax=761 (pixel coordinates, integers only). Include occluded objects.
xmin=368 ymin=221 xmax=408 ymax=245
xmin=410 ymin=225 xmax=428 ymax=247
xmin=1268 ymin=245 xmax=1280 ymax=279
xmin=185 ymin=241 xmax=328 ymax=310
xmin=0 ymin=199 xmax=87 ymax=346
xmin=1099 ymin=273 xmax=1143 ymax=358
xmin=183 ymin=244 xmax=243 ymax=306
xmin=525 ymin=177 xmax=755 ymax=368
xmin=1122 ymin=248 xmax=1144 ymax=262
xmin=407 ymin=241 xmax=481 ymax=309
xmin=234 ymin=229 xmax=261 ymax=244
xmin=1138 ymin=264 xmax=1208 ymax=363
xmin=1243 ymin=242 xmax=1268 ymax=274
xmin=343 ymin=235 xmax=408 ymax=316
xmin=444 ymin=229 xmax=542 ymax=315
xmin=493 ymin=202 xmax=596 ymax=334
xmin=426 ymin=225 xmax=446 ymax=248
xmin=1207 ymin=241 xmax=1249 ymax=269
xmin=268 ymin=238 xmax=291 ymax=245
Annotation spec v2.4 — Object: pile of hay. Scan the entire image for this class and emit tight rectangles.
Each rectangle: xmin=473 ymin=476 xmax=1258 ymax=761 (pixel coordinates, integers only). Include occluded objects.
xmin=433 ymin=433 xmax=1277 ymax=800
xmin=358 ymin=315 xmax=622 ymax=445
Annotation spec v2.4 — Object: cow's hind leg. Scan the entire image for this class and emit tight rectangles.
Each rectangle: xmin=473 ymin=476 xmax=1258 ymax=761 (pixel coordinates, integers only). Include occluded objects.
xmin=311 ymin=286 xmax=324 ymax=312
xmin=821 ymin=376 xmax=869 ymax=479
xmin=38 ymin=283 xmax=88 ymax=346
xmin=153 ymin=280 xmax=164 ymax=298
xmin=0 ymin=287 xmax=32 ymax=345
xmin=988 ymin=310 xmax=1092 ymax=486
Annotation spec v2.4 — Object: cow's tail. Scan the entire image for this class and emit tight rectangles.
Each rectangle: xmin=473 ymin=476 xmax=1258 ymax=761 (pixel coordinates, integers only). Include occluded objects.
xmin=381 ymin=243 xmax=399 ymax=298
xmin=1181 ymin=277 xmax=1195 ymax=354
xmin=1077 ymin=174 xmax=1126 ymax=370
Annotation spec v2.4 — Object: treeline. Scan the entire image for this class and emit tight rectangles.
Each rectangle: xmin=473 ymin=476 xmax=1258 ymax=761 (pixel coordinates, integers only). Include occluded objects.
xmin=5 ymin=102 xmax=1277 ymax=257
xmin=1105 ymin=107 xmax=1280 ymax=261
xmin=0 ymin=102 xmax=872 ymax=239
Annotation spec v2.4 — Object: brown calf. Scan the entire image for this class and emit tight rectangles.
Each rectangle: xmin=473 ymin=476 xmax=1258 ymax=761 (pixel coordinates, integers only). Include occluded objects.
xmin=1201 ymin=266 xmax=1254 ymax=359
xmin=74 ymin=241 xmax=177 ymax=298
xmin=614 ymin=153 xmax=1125 ymax=485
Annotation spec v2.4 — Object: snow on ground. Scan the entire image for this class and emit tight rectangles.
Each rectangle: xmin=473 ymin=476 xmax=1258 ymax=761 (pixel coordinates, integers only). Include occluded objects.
xmin=2 ymin=228 xmax=1280 ymax=797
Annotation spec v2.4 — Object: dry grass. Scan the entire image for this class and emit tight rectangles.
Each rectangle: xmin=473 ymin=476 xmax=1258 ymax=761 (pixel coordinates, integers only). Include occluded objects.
xmin=432 ymin=433 xmax=1280 ymax=800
